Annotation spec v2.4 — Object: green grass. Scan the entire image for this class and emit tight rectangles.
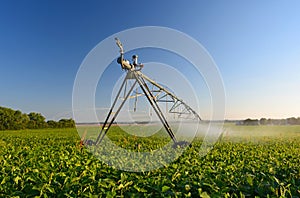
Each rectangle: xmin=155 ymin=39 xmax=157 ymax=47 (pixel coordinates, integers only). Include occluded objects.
xmin=0 ymin=126 xmax=300 ymax=197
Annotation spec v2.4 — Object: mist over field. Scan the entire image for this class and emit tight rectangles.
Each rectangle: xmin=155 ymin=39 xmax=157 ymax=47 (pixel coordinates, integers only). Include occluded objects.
xmin=199 ymin=123 xmax=300 ymax=149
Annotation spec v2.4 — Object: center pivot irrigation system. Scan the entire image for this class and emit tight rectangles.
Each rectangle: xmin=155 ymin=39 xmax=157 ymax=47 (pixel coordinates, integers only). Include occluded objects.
xmin=85 ymin=38 xmax=202 ymax=147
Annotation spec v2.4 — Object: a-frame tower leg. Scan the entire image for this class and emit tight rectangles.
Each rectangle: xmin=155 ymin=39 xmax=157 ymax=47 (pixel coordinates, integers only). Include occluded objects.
xmin=95 ymin=73 xmax=137 ymax=145
xmin=133 ymin=72 xmax=177 ymax=143
xmin=95 ymin=71 xmax=178 ymax=145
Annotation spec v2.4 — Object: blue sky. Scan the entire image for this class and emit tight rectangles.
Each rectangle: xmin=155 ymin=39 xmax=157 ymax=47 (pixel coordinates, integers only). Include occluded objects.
xmin=1 ymin=1 xmax=299 ymax=120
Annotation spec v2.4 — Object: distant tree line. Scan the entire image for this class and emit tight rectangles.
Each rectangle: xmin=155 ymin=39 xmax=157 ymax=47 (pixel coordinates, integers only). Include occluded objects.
xmin=236 ymin=117 xmax=300 ymax=126
xmin=0 ymin=106 xmax=75 ymax=130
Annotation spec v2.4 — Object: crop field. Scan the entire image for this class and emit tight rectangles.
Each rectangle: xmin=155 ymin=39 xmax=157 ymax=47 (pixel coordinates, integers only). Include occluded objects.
xmin=0 ymin=125 xmax=300 ymax=197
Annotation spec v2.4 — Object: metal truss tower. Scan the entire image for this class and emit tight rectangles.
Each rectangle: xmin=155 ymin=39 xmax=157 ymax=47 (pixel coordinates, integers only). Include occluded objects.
xmin=94 ymin=38 xmax=201 ymax=146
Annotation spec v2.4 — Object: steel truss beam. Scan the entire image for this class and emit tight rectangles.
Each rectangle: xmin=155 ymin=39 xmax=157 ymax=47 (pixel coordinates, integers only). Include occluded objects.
xmin=136 ymin=71 xmax=201 ymax=121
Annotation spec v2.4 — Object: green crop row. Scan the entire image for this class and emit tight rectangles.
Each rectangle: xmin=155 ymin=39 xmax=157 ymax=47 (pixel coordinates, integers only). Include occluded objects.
xmin=0 ymin=127 xmax=299 ymax=197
